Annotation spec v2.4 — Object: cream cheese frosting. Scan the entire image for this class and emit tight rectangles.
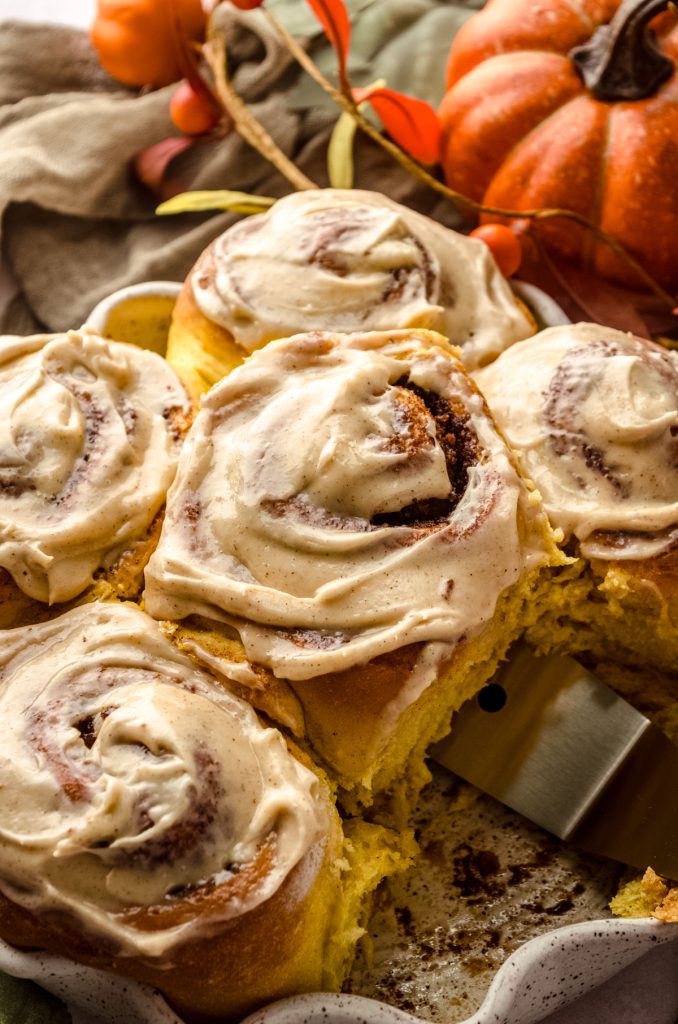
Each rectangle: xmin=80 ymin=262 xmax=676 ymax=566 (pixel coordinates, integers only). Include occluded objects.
xmin=191 ymin=189 xmax=534 ymax=369
xmin=144 ymin=329 xmax=551 ymax=680
xmin=0 ymin=329 xmax=191 ymax=603
xmin=0 ymin=602 xmax=325 ymax=958
xmin=474 ymin=324 xmax=678 ymax=560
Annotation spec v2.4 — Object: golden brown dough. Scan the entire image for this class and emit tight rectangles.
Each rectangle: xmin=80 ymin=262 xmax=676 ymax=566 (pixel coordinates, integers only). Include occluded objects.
xmin=146 ymin=328 xmax=560 ymax=810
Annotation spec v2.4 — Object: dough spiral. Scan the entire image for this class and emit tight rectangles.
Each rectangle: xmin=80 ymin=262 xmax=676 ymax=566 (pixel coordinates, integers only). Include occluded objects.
xmin=475 ymin=324 xmax=678 ymax=560
xmin=0 ymin=330 xmax=191 ymax=603
xmin=145 ymin=329 xmax=549 ymax=680
xmin=0 ymin=602 xmax=325 ymax=959
xmin=190 ymin=189 xmax=534 ymax=369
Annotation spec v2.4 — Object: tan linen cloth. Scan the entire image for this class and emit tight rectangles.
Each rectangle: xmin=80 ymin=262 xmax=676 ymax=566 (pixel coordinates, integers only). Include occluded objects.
xmin=0 ymin=2 xmax=474 ymax=335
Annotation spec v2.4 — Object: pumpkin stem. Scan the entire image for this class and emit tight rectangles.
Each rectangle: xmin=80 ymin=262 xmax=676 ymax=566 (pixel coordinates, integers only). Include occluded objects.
xmin=570 ymin=0 xmax=674 ymax=101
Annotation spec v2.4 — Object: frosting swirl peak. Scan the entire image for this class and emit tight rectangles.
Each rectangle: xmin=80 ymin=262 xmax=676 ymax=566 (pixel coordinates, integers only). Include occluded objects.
xmin=192 ymin=189 xmax=534 ymax=369
xmin=144 ymin=329 xmax=550 ymax=679
xmin=474 ymin=324 xmax=678 ymax=560
xmin=0 ymin=330 xmax=191 ymax=603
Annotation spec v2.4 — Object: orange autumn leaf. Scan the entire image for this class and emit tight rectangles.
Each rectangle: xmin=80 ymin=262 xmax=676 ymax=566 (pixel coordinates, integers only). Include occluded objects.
xmin=353 ymin=86 xmax=442 ymax=166
xmin=306 ymin=0 xmax=351 ymax=78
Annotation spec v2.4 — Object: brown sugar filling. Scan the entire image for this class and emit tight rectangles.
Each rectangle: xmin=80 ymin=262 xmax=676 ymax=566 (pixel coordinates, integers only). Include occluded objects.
xmin=372 ymin=377 xmax=478 ymax=529
xmin=266 ymin=377 xmax=481 ymax=653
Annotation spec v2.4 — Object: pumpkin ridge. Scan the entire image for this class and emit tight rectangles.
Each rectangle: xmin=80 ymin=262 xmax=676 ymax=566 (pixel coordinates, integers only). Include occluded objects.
xmin=559 ymin=0 xmax=602 ymax=37
xmin=478 ymin=92 xmax=587 ymax=210
xmin=657 ymin=19 xmax=678 ymax=58
xmin=480 ymin=95 xmax=609 ymax=268
xmin=592 ymin=73 xmax=678 ymax=289
xmin=446 ymin=0 xmax=621 ymax=86
xmin=440 ymin=51 xmax=583 ymax=201
xmin=479 ymin=47 xmax=591 ymax=61
xmin=582 ymin=101 xmax=614 ymax=271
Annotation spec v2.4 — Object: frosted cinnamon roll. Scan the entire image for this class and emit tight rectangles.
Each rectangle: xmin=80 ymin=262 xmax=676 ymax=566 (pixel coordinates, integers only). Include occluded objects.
xmin=145 ymin=329 xmax=559 ymax=805
xmin=475 ymin=323 xmax=678 ymax=672
xmin=0 ymin=601 xmax=408 ymax=1021
xmin=0 ymin=329 xmax=191 ymax=625
xmin=166 ymin=189 xmax=535 ymax=398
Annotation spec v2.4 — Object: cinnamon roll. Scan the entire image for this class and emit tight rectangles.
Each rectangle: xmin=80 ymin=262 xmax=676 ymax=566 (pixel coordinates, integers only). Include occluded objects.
xmin=0 ymin=601 xmax=410 ymax=1022
xmin=166 ymin=189 xmax=535 ymax=398
xmin=0 ymin=329 xmax=191 ymax=626
xmin=474 ymin=323 xmax=678 ymax=672
xmin=145 ymin=328 xmax=559 ymax=807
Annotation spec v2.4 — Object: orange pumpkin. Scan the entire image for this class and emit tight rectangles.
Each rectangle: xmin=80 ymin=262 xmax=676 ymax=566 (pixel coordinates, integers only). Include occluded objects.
xmin=439 ymin=0 xmax=678 ymax=293
xmin=91 ymin=0 xmax=206 ymax=88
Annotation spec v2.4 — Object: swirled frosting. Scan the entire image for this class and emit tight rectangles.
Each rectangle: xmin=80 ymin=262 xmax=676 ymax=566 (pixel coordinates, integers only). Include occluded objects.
xmin=144 ymin=329 xmax=551 ymax=680
xmin=191 ymin=189 xmax=534 ymax=369
xmin=474 ymin=324 xmax=678 ymax=560
xmin=0 ymin=330 xmax=191 ymax=603
xmin=0 ymin=602 xmax=325 ymax=957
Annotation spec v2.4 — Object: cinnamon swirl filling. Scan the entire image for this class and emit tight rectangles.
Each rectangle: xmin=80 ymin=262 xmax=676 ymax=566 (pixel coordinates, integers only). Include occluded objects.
xmin=474 ymin=324 xmax=678 ymax=560
xmin=191 ymin=189 xmax=534 ymax=369
xmin=0 ymin=602 xmax=324 ymax=957
xmin=144 ymin=329 xmax=549 ymax=679
xmin=0 ymin=330 xmax=191 ymax=603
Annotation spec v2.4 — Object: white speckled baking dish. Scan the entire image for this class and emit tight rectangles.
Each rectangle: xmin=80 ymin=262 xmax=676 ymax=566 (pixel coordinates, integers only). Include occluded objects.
xmin=0 ymin=916 xmax=676 ymax=1024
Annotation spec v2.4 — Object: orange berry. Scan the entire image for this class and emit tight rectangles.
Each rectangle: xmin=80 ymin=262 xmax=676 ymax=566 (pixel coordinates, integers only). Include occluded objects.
xmin=170 ymin=82 xmax=219 ymax=136
xmin=470 ymin=224 xmax=522 ymax=278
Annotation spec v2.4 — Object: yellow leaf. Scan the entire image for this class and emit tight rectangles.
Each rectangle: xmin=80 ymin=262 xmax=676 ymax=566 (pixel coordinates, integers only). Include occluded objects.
xmin=327 ymin=80 xmax=386 ymax=190
xmin=156 ymin=190 xmax=277 ymax=216
xmin=327 ymin=111 xmax=359 ymax=190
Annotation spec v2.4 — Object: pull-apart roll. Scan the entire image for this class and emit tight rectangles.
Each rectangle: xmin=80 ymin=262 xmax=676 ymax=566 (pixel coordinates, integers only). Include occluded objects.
xmin=145 ymin=329 xmax=559 ymax=807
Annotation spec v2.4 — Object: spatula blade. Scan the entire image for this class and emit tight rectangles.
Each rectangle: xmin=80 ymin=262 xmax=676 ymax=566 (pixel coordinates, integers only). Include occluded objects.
xmin=431 ymin=645 xmax=678 ymax=880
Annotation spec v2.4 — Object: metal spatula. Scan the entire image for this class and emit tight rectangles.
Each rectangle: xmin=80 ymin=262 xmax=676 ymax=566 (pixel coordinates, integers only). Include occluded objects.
xmin=431 ymin=644 xmax=678 ymax=880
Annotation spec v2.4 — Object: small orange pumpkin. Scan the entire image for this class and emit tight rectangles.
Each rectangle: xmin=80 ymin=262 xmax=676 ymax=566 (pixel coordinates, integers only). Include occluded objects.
xmin=91 ymin=0 xmax=206 ymax=88
xmin=439 ymin=0 xmax=678 ymax=293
